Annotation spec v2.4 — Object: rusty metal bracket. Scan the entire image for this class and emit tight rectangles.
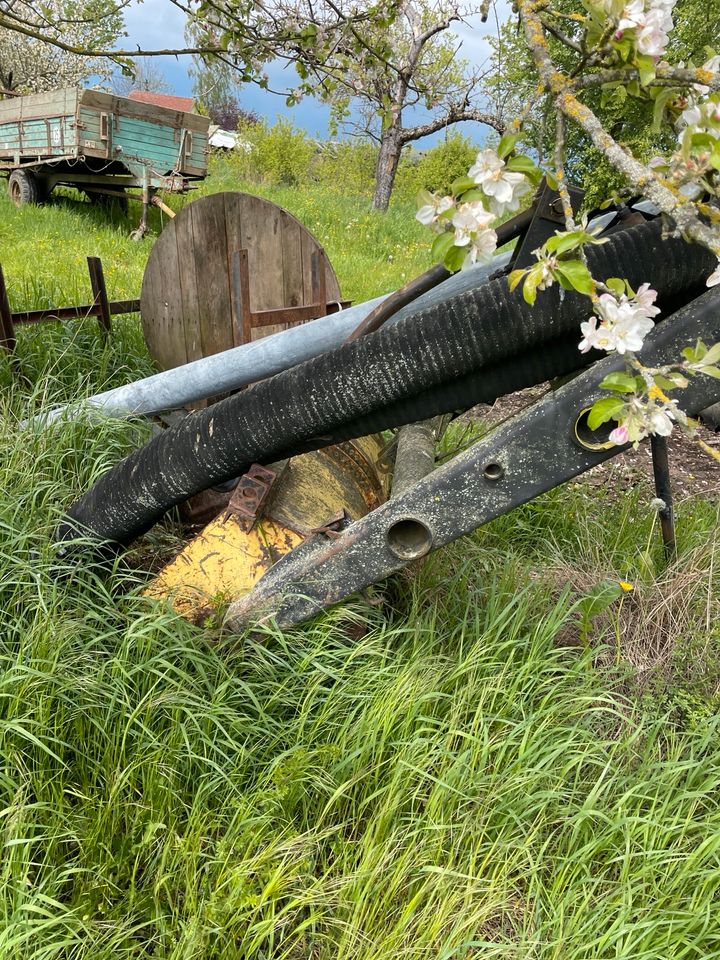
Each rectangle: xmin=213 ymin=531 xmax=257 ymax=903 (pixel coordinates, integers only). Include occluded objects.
xmin=223 ymin=463 xmax=280 ymax=532
xmin=309 ymin=510 xmax=351 ymax=539
xmin=225 ymin=289 xmax=720 ymax=633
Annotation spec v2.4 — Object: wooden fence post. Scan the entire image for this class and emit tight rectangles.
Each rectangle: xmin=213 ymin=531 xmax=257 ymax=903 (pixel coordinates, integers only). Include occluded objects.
xmin=87 ymin=256 xmax=112 ymax=338
xmin=0 ymin=264 xmax=16 ymax=354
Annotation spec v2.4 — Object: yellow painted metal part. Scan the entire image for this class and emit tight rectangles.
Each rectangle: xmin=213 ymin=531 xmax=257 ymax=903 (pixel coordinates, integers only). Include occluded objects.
xmin=146 ymin=436 xmax=388 ymax=623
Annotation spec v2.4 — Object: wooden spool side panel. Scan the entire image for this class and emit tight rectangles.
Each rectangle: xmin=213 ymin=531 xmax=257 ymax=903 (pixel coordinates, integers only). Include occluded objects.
xmin=175 ymin=207 xmax=203 ymax=363
xmin=189 ymin=193 xmax=233 ymax=358
xmin=142 ymin=191 xmax=344 ymax=370
xmin=141 ymin=224 xmax=188 ymax=371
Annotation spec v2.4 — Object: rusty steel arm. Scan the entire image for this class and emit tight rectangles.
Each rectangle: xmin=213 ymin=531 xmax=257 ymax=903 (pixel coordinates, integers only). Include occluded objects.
xmin=225 ymin=289 xmax=720 ymax=632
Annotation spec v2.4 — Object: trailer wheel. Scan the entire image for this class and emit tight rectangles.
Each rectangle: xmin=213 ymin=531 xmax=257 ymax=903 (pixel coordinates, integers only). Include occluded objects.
xmin=8 ymin=169 xmax=38 ymax=207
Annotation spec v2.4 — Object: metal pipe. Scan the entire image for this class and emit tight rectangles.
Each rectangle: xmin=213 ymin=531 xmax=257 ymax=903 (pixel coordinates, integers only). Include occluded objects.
xmin=650 ymin=434 xmax=676 ymax=560
xmin=28 ymin=253 xmax=512 ymax=428
xmin=390 ymin=418 xmax=445 ymax=499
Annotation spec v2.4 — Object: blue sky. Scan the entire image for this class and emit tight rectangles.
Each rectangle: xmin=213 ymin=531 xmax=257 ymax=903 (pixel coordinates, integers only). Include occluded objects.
xmin=121 ymin=1 xmax=508 ymax=144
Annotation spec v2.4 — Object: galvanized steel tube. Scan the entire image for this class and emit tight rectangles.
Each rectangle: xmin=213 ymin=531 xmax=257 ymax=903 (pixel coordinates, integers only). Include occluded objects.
xmin=29 ymin=254 xmax=512 ymax=428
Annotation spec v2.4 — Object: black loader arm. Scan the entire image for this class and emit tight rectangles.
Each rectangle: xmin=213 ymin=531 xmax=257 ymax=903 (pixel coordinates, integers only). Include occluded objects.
xmin=226 ymin=288 xmax=720 ymax=632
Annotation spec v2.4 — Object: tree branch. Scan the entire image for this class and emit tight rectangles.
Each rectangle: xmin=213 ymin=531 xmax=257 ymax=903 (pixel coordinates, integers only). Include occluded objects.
xmin=516 ymin=0 xmax=720 ymax=258
xmin=400 ymin=104 xmax=504 ymax=143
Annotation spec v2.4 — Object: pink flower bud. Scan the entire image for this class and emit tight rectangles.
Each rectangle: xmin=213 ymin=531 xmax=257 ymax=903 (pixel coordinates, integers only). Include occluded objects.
xmin=610 ymin=424 xmax=630 ymax=445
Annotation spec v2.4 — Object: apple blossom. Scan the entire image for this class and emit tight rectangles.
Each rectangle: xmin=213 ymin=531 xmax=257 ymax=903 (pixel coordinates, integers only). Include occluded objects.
xmin=463 ymin=229 xmax=499 ymax=268
xmin=609 ymin=424 xmax=630 ymax=445
xmin=452 ymin=202 xmax=496 ymax=247
xmin=578 ymin=316 xmax=618 ymax=353
xmin=416 ymin=195 xmax=455 ymax=228
xmin=468 ymin=149 xmax=532 ymax=215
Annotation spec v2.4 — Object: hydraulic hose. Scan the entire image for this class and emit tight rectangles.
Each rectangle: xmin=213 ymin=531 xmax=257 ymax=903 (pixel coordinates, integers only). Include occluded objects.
xmin=57 ymin=218 xmax=715 ymax=548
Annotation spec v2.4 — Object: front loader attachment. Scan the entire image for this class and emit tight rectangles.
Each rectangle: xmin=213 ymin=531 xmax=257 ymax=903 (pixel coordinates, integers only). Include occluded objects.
xmin=224 ymin=288 xmax=720 ymax=632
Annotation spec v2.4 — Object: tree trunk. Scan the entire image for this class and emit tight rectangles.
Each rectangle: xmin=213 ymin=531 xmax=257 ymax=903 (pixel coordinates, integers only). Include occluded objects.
xmin=373 ymin=126 xmax=403 ymax=212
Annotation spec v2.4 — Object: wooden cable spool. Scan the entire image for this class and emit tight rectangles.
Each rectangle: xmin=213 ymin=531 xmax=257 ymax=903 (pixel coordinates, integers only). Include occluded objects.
xmin=140 ymin=191 xmax=343 ymax=371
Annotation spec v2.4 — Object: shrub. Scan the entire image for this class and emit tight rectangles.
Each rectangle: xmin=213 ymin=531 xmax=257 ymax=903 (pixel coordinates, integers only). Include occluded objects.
xmin=394 ymin=131 xmax=480 ymax=201
xmin=312 ymin=140 xmax=378 ymax=197
xmin=230 ymin=117 xmax=314 ymax=186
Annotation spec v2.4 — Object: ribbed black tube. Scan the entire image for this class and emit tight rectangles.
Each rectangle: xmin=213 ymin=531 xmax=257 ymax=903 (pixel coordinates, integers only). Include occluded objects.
xmin=57 ymin=219 xmax=714 ymax=547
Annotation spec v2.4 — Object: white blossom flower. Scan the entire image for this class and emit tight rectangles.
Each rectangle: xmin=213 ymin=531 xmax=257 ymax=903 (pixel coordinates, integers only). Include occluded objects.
xmin=632 ymin=283 xmax=662 ymax=318
xmin=617 ymin=0 xmax=646 ymax=31
xmin=468 ymin=149 xmax=505 ymax=184
xmin=649 ymin=407 xmax=675 ymax=435
xmin=469 ymin=149 xmax=531 ymax=215
xmin=487 ymin=175 xmax=532 ymax=216
xmin=580 ymin=285 xmax=659 ymax=355
xmin=452 ymin=201 xmax=495 ymax=246
xmin=536 ymin=255 xmax=558 ymax=292
xmin=679 ymin=99 xmax=720 ymax=138
xmin=416 ymin=194 xmax=455 ymax=227
xmin=578 ymin=316 xmax=618 ymax=352
xmin=615 ymin=0 xmax=675 ymax=56
xmin=612 ymin=313 xmax=655 ymax=353
xmin=637 ymin=11 xmax=671 ymax=57
xmin=462 ymin=228 xmax=499 ymax=269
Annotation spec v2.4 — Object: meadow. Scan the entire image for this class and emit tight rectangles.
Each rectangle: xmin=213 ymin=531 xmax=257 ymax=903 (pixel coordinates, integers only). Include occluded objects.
xmin=0 ymin=156 xmax=719 ymax=959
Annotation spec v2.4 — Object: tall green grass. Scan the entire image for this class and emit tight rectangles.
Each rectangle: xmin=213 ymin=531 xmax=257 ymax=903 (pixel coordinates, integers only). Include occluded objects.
xmin=1 ymin=160 xmax=719 ymax=958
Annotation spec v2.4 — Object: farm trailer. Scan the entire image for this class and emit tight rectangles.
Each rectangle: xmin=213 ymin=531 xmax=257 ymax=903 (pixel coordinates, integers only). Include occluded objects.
xmin=0 ymin=87 xmax=210 ymax=237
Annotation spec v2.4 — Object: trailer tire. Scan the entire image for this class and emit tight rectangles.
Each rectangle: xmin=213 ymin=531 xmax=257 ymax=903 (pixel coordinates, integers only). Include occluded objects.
xmin=8 ymin=169 xmax=38 ymax=207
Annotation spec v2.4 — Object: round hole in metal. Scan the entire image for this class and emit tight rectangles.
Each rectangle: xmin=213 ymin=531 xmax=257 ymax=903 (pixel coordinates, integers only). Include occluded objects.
xmin=386 ymin=517 xmax=433 ymax=561
xmin=574 ymin=407 xmax=616 ymax=451
xmin=483 ymin=462 xmax=505 ymax=481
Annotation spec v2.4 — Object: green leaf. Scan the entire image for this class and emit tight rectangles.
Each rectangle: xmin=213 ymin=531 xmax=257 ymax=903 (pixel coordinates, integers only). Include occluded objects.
xmin=700 ymin=365 xmax=720 ymax=379
xmin=683 ymin=339 xmax=707 ymax=363
xmin=497 ymin=132 xmax=520 ymax=158
xmin=606 ymin=277 xmax=626 ymax=296
xmin=545 ymin=171 xmax=558 ymax=190
xmin=416 ymin=188 xmax=435 ymax=209
xmin=431 ymin=231 xmax=455 ymax=262
xmin=443 ymin=244 xmax=467 ymax=273
xmin=508 ymin=268 xmax=528 ymax=292
xmin=711 ymin=140 xmax=720 ymax=172
xmin=636 ymin=53 xmax=656 ymax=86
xmin=701 ymin=341 xmax=720 ymax=366
xmin=654 ymin=373 xmax=688 ymax=391
xmin=652 ymin=87 xmax=676 ymax=133
xmin=576 ymin=579 xmax=625 ymax=623
xmin=587 ymin=396 xmax=625 ymax=429
xmin=599 ymin=371 xmax=638 ymax=393
xmin=544 ymin=230 xmax=601 ymax=256
xmin=450 ymin=176 xmax=478 ymax=196
xmin=522 ymin=264 xmax=545 ymax=305
xmin=456 ymin=189 xmax=487 ymax=204
xmin=554 ymin=260 xmax=595 ymax=295
xmin=505 ymin=154 xmax=541 ymax=183
xmin=601 ymin=83 xmax=627 ymax=110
